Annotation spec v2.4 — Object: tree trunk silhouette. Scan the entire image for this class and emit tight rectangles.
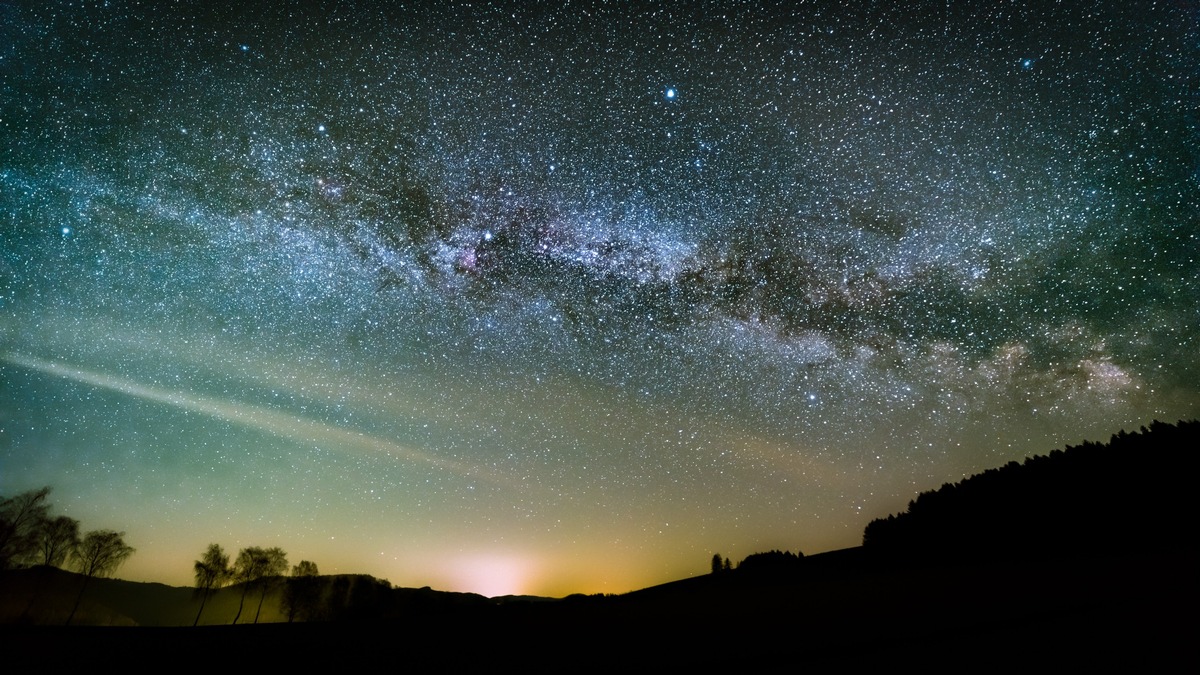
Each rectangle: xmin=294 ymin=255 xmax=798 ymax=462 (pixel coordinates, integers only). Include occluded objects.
xmin=253 ymin=583 xmax=268 ymax=624
xmin=232 ymin=583 xmax=250 ymax=624
xmin=65 ymin=575 xmax=91 ymax=625
xmin=193 ymin=588 xmax=211 ymax=627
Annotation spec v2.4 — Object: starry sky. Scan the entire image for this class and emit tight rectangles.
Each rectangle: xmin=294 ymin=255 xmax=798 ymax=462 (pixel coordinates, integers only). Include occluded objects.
xmin=2 ymin=0 xmax=1197 ymax=597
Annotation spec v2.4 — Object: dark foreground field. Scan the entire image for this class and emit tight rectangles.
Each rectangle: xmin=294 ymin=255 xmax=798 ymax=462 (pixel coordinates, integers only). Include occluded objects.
xmin=3 ymin=549 xmax=1194 ymax=669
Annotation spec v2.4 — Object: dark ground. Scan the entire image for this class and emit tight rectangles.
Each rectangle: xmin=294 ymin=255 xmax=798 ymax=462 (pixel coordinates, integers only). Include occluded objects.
xmin=3 ymin=550 xmax=1194 ymax=670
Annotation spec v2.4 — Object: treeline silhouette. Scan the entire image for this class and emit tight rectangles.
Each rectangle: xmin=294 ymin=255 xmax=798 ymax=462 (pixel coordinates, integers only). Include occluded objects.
xmin=862 ymin=419 xmax=1198 ymax=562
xmin=709 ymin=549 xmax=805 ymax=576
xmin=737 ymin=549 xmax=805 ymax=572
xmin=192 ymin=543 xmax=353 ymax=625
xmin=188 ymin=544 xmax=500 ymax=625
xmin=0 ymin=487 xmax=134 ymax=623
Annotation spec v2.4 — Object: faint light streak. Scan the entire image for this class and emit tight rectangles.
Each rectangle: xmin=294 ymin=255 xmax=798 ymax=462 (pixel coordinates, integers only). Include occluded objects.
xmin=3 ymin=352 xmax=497 ymax=483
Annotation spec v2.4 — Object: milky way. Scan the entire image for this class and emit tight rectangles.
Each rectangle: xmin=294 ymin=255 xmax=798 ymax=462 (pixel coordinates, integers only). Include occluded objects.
xmin=2 ymin=1 xmax=1197 ymax=596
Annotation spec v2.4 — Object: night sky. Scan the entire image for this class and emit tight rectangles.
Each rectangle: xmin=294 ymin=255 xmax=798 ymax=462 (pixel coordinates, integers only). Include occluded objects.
xmin=2 ymin=0 xmax=1197 ymax=597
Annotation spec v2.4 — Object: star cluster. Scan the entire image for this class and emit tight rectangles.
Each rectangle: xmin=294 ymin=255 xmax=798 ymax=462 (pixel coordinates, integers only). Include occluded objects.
xmin=2 ymin=1 xmax=1197 ymax=596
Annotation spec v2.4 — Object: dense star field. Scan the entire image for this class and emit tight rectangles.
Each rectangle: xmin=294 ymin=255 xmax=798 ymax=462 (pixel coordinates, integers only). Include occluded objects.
xmin=2 ymin=1 xmax=1197 ymax=596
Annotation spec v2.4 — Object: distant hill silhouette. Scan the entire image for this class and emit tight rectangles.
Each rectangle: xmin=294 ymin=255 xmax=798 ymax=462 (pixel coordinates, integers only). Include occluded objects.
xmin=0 ymin=566 xmax=191 ymax=626
xmin=862 ymin=419 xmax=1198 ymax=562
xmin=0 ymin=566 xmax=491 ymax=626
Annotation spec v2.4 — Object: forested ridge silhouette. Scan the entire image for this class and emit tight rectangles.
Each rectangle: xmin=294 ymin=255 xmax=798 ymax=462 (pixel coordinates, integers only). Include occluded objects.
xmin=862 ymin=419 xmax=1197 ymax=561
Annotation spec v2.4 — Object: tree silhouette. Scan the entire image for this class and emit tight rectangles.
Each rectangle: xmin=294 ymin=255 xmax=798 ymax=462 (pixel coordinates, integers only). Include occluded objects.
xmin=0 ymin=487 xmax=51 ymax=569
xmin=193 ymin=543 xmax=231 ymax=626
xmin=231 ymin=546 xmax=288 ymax=624
xmin=233 ymin=547 xmax=265 ymax=625
xmin=283 ymin=559 xmax=321 ymax=622
xmin=254 ymin=547 xmax=288 ymax=624
xmin=33 ymin=511 xmax=79 ymax=564
xmin=36 ymin=515 xmax=80 ymax=568
xmin=66 ymin=529 xmax=134 ymax=624
xmin=711 ymin=553 xmax=723 ymax=574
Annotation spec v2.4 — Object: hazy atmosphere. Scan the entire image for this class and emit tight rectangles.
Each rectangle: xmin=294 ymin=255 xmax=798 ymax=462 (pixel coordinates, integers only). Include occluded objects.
xmin=3 ymin=0 xmax=1197 ymax=597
